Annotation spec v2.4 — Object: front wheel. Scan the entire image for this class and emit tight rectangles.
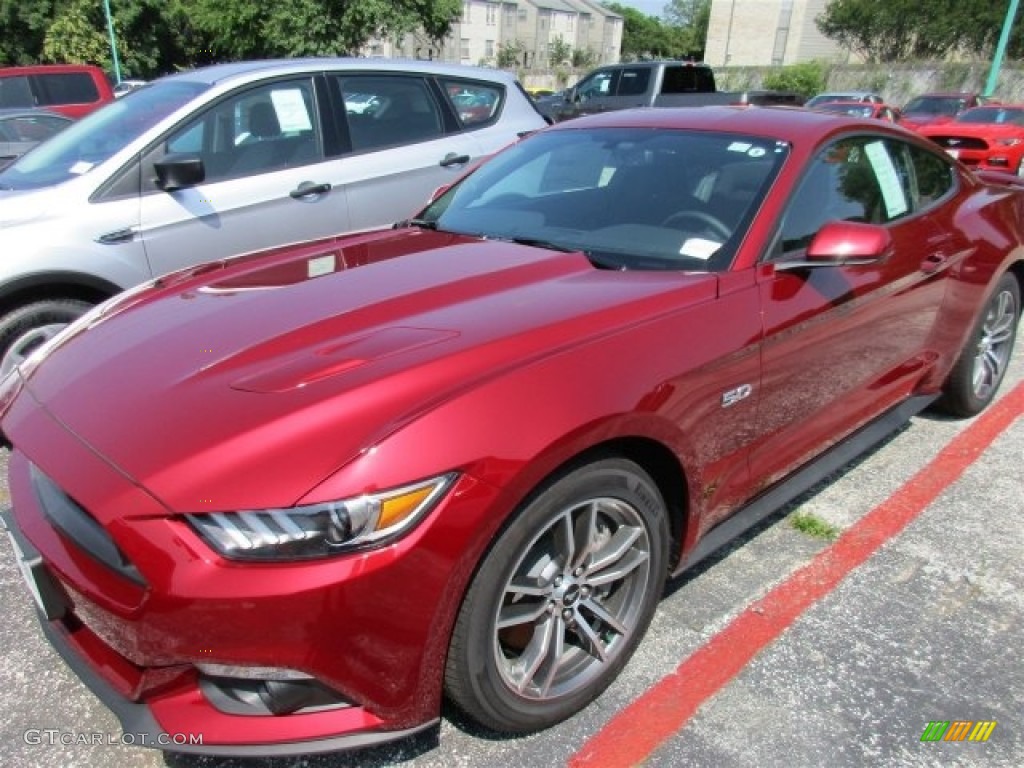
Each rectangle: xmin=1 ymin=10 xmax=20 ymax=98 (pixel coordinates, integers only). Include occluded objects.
xmin=445 ymin=458 xmax=669 ymax=733
xmin=936 ymin=273 xmax=1020 ymax=417
xmin=0 ymin=299 xmax=93 ymax=379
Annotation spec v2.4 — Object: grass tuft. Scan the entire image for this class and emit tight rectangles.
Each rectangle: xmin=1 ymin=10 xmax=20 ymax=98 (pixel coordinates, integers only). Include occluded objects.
xmin=790 ymin=512 xmax=841 ymax=541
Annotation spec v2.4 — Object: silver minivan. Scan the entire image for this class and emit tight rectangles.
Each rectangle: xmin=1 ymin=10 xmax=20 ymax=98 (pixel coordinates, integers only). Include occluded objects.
xmin=0 ymin=58 xmax=547 ymax=374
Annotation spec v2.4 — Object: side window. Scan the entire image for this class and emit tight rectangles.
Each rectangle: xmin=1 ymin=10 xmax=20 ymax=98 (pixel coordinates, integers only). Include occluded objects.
xmin=34 ymin=73 xmax=100 ymax=105
xmin=0 ymin=76 xmax=35 ymax=108
xmin=779 ymin=137 xmax=912 ymax=255
xmin=576 ymin=70 xmax=616 ymax=101
xmin=616 ymin=68 xmax=650 ymax=96
xmin=441 ymin=79 xmax=502 ymax=128
xmin=157 ymin=78 xmax=320 ymax=184
xmin=906 ymin=144 xmax=955 ymax=210
xmin=335 ymin=76 xmax=443 ymax=152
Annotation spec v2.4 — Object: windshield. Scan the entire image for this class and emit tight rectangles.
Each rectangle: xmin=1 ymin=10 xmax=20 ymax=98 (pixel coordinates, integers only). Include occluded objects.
xmin=903 ymin=96 xmax=965 ymax=117
xmin=417 ymin=127 xmax=789 ymax=272
xmin=0 ymin=80 xmax=209 ymax=190
xmin=955 ymin=107 xmax=1024 ymax=125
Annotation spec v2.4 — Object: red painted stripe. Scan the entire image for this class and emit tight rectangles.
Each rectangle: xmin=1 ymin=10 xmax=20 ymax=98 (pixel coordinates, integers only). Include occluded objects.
xmin=571 ymin=381 xmax=1024 ymax=768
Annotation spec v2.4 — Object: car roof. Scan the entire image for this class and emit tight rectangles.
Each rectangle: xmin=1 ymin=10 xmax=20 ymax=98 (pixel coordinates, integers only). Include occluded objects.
xmin=160 ymin=58 xmax=523 ymax=88
xmin=549 ymin=105 xmax=866 ymax=143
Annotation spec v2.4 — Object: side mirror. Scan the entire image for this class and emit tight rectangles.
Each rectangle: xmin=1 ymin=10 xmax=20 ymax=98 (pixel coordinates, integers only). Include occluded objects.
xmin=155 ymin=153 xmax=205 ymax=192
xmin=776 ymin=220 xmax=892 ymax=270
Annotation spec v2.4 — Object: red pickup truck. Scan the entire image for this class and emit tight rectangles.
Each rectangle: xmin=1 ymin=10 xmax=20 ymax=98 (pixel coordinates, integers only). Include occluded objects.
xmin=0 ymin=64 xmax=114 ymax=118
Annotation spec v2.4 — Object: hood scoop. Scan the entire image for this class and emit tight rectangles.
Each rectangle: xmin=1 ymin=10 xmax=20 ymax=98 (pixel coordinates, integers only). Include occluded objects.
xmin=230 ymin=326 xmax=458 ymax=394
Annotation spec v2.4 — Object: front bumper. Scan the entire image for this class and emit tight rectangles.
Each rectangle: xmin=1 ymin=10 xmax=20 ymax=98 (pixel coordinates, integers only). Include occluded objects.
xmin=3 ymin=505 xmax=439 ymax=756
xmin=0 ymin=399 xmax=500 ymax=755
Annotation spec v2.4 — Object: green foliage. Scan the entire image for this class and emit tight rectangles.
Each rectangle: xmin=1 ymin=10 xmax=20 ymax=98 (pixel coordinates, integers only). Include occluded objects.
xmin=548 ymin=35 xmax=572 ymax=67
xmin=184 ymin=0 xmax=461 ymax=59
xmin=762 ymin=60 xmax=828 ymax=98
xmin=662 ymin=0 xmax=710 ymax=57
xmin=497 ymin=39 xmax=525 ymax=69
xmin=42 ymin=0 xmax=111 ymax=68
xmin=790 ymin=513 xmax=840 ymax=541
xmin=572 ymin=47 xmax=597 ymax=70
xmin=0 ymin=0 xmax=58 ymax=65
xmin=604 ymin=2 xmax=687 ymax=61
xmin=816 ymin=0 xmax=1021 ymax=63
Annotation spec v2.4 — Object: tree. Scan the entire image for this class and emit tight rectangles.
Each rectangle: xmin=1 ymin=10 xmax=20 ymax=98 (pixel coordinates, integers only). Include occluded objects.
xmin=816 ymin=0 xmax=1018 ymax=63
xmin=663 ymin=0 xmax=710 ymax=58
xmin=0 ymin=0 xmax=58 ymax=65
xmin=42 ymin=0 xmax=112 ymax=67
xmin=497 ymin=39 xmax=525 ymax=69
xmin=548 ymin=35 xmax=572 ymax=67
xmin=572 ymin=47 xmax=597 ymax=69
xmin=604 ymin=3 xmax=687 ymax=60
xmin=183 ymin=0 xmax=461 ymax=59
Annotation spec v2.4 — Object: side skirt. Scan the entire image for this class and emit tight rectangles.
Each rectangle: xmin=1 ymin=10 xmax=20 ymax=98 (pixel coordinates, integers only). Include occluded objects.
xmin=675 ymin=393 xmax=938 ymax=575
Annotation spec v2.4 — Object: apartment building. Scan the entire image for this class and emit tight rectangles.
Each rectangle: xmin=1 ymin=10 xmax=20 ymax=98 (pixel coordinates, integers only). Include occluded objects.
xmin=704 ymin=0 xmax=849 ymax=66
xmin=374 ymin=1 xmax=623 ymax=70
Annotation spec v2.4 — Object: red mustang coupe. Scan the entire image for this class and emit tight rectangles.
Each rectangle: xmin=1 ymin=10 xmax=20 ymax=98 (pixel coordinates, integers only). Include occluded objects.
xmin=918 ymin=105 xmax=1024 ymax=176
xmin=1 ymin=107 xmax=1022 ymax=756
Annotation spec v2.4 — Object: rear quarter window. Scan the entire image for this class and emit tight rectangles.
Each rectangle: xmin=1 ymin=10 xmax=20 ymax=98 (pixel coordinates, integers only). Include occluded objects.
xmin=0 ymin=76 xmax=35 ymax=108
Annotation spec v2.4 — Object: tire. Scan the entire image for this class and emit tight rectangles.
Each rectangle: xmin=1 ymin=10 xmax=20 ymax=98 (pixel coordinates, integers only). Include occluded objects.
xmin=0 ymin=299 xmax=93 ymax=379
xmin=936 ymin=273 xmax=1020 ymax=417
xmin=444 ymin=457 xmax=669 ymax=733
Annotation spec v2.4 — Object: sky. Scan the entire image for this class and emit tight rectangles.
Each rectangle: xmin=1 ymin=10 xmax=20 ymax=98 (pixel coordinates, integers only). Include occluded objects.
xmin=614 ymin=0 xmax=670 ymax=18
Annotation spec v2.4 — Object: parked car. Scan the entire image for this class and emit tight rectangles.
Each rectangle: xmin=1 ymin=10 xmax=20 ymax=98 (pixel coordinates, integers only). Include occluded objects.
xmin=810 ymin=100 xmax=901 ymax=122
xmin=112 ymin=79 xmax=147 ymax=98
xmin=0 ymin=58 xmax=546 ymax=376
xmin=804 ymin=91 xmax=884 ymax=108
xmin=0 ymin=64 xmax=113 ymax=118
xmin=900 ymin=91 xmax=983 ymax=130
xmin=2 ymin=106 xmax=1021 ymax=757
xmin=0 ymin=108 xmax=72 ymax=169
xmin=917 ymin=104 xmax=1024 ymax=176
xmin=546 ymin=61 xmax=800 ymax=122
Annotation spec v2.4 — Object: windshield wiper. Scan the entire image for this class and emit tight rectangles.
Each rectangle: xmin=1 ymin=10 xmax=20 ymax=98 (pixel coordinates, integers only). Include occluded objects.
xmin=497 ymin=236 xmax=578 ymax=253
xmin=394 ymin=218 xmax=439 ymax=230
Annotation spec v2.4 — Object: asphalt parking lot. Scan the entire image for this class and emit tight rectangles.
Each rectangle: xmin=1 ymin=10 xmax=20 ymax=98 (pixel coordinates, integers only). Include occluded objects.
xmin=1 ymin=334 xmax=1021 ymax=768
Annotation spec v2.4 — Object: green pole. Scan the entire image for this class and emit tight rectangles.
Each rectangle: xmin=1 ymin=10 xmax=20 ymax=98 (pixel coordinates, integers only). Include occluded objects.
xmin=985 ymin=0 xmax=1020 ymax=98
xmin=103 ymin=0 xmax=122 ymax=83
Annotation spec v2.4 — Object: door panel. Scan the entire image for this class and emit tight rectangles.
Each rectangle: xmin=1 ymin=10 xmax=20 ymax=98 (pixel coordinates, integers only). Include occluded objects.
xmin=138 ymin=77 xmax=346 ymax=277
xmin=749 ymin=136 xmax=952 ymax=489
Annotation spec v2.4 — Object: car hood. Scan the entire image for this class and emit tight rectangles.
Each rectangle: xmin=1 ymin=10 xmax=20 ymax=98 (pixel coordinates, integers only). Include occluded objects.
xmin=18 ymin=228 xmax=717 ymax=513
xmin=918 ymin=122 xmax=1024 ymax=140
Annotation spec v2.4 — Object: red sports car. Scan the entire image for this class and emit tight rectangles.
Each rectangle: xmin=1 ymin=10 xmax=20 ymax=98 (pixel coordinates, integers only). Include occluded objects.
xmin=2 ymin=107 xmax=1022 ymax=756
xmin=918 ymin=105 xmax=1024 ymax=176
xmin=899 ymin=91 xmax=983 ymax=130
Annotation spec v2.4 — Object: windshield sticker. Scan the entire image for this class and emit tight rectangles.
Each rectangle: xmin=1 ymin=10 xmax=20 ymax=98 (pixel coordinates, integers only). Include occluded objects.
xmin=270 ymin=89 xmax=313 ymax=132
xmin=680 ymin=237 xmax=722 ymax=260
xmin=69 ymin=161 xmax=94 ymax=175
xmin=727 ymin=141 xmax=752 ymax=153
xmin=748 ymin=147 xmax=766 ymax=158
xmin=864 ymin=141 xmax=909 ymax=219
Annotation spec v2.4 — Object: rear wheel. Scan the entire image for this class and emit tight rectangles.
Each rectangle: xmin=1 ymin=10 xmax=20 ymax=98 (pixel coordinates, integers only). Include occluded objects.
xmin=445 ymin=458 xmax=669 ymax=733
xmin=0 ymin=299 xmax=93 ymax=378
xmin=936 ymin=273 xmax=1020 ymax=417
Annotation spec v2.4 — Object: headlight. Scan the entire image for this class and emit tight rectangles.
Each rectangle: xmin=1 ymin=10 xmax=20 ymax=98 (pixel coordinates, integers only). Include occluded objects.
xmin=186 ymin=473 xmax=457 ymax=561
xmin=996 ymin=137 xmax=1023 ymax=146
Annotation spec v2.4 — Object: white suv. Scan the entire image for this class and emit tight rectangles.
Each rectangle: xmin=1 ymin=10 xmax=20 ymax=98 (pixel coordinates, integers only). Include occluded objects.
xmin=0 ymin=58 xmax=546 ymax=374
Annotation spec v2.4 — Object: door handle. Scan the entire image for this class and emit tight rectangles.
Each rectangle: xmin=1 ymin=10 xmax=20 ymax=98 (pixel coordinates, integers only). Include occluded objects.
xmin=921 ymin=251 xmax=949 ymax=274
xmin=440 ymin=152 xmax=471 ymax=168
xmin=289 ymin=181 xmax=331 ymax=199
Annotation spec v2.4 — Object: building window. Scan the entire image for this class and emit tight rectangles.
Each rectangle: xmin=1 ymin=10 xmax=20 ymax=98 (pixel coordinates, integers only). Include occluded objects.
xmin=518 ymin=9 xmax=527 ymax=21
xmin=485 ymin=39 xmax=495 ymax=58
xmin=461 ymin=38 xmax=470 ymax=60
xmin=487 ymin=3 xmax=497 ymax=25
xmin=462 ymin=2 xmax=471 ymax=23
